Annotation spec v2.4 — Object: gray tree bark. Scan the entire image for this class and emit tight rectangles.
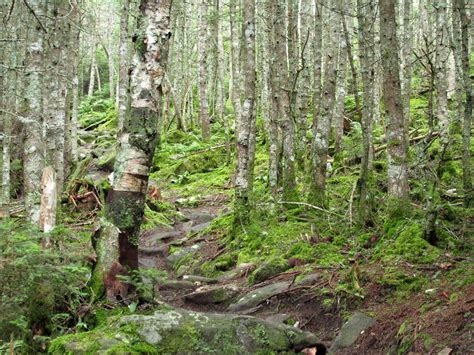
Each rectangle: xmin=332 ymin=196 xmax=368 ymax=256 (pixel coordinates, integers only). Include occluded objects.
xmin=24 ymin=0 xmax=46 ymax=224
xmin=234 ymin=0 xmax=256 ymax=227
xmin=310 ymin=4 xmax=338 ymax=206
xmin=379 ymin=0 xmax=409 ymax=200
xmin=91 ymin=0 xmax=173 ymax=300
xmin=198 ymin=0 xmax=210 ymax=141
xmin=454 ymin=0 xmax=472 ymax=208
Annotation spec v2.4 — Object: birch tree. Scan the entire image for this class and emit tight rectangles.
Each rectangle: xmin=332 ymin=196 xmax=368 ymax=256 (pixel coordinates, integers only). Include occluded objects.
xmin=91 ymin=0 xmax=173 ymax=300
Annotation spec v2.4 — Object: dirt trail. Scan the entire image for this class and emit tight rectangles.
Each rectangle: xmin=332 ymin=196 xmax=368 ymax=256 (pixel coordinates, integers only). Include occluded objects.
xmin=136 ymin=192 xmax=340 ymax=352
xmin=136 ymin=190 xmax=474 ymax=354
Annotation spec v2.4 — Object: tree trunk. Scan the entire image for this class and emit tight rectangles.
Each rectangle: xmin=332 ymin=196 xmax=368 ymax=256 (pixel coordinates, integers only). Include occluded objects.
xmin=356 ymin=0 xmax=376 ymax=224
xmin=379 ymin=0 xmax=409 ymax=200
xmin=435 ymin=0 xmax=450 ymax=143
xmin=88 ymin=43 xmax=97 ymax=97
xmin=44 ymin=0 xmax=68 ymax=201
xmin=117 ymin=0 xmax=130 ymax=132
xmin=455 ymin=0 xmax=472 ymax=208
xmin=273 ymin=0 xmax=296 ymax=201
xmin=310 ymin=4 xmax=338 ymax=206
xmin=229 ymin=0 xmax=241 ymax=128
xmin=198 ymin=0 xmax=210 ymax=141
xmin=295 ymin=0 xmax=312 ymax=169
xmin=24 ymin=0 xmax=45 ymax=224
xmin=91 ymin=0 xmax=173 ymax=300
xmin=39 ymin=166 xmax=57 ymax=240
xmin=234 ymin=0 xmax=256 ymax=227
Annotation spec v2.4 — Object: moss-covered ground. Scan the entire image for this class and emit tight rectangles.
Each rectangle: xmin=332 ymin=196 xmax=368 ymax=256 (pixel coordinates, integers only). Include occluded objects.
xmin=1 ymin=91 xmax=472 ymax=353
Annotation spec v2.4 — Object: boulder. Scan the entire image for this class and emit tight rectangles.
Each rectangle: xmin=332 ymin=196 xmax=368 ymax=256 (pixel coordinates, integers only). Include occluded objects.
xmin=167 ymin=244 xmax=201 ymax=268
xmin=182 ymin=275 xmax=219 ymax=284
xmin=227 ymin=281 xmax=291 ymax=313
xmin=249 ymin=259 xmax=289 ymax=285
xmin=218 ymin=262 xmax=257 ymax=282
xmin=329 ymin=312 xmax=376 ymax=353
xmin=49 ymin=306 xmax=325 ymax=354
xmin=157 ymin=280 xmax=196 ymax=291
xmin=184 ymin=284 xmax=239 ymax=305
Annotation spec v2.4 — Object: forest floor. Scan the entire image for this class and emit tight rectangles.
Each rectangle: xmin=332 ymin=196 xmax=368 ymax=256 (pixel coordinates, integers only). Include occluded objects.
xmin=1 ymin=95 xmax=473 ymax=353
xmin=133 ymin=174 xmax=473 ymax=354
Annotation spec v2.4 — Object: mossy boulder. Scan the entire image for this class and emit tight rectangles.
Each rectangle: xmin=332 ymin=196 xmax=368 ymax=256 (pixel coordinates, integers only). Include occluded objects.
xmin=49 ymin=306 xmax=323 ymax=354
xmin=184 ymin=284 xmax=240 ymax=305
xmin=380 ymin=222 xmax=441 ymax=264
xmin=248 ymin=259 xmax=289 ymax=285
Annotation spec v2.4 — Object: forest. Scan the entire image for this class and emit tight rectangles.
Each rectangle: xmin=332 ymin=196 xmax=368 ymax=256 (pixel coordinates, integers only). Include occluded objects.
xmin=0 ymin=0 xmax=472 ymax=353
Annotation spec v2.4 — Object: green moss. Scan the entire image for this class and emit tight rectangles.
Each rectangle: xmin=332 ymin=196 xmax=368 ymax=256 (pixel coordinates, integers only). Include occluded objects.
xmin=380 ymin=222 xmax=441 ymax=264
xmin=248 ymin=258 xmax=289 ymax=285
xmin=97 ymin=150 xmax=116 ymax=171
xmin=377 ymin=267 xmax=428 ymax=296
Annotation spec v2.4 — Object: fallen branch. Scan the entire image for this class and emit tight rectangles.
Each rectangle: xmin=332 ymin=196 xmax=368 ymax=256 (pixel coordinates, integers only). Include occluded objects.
xmin=276 ymin=201 xmax=343 ymax=217
xmin=375 ymin=131 xmax=439 ymax=154
xmin=173 ymin=144 xmax=227 ymax=160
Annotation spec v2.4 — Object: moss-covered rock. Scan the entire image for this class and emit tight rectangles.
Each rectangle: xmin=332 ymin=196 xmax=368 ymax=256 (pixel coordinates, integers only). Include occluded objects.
xmin=248 ymin=258 xmax=289 ymax=285
xmin=49 ymin=306 xmax=323 ymax=354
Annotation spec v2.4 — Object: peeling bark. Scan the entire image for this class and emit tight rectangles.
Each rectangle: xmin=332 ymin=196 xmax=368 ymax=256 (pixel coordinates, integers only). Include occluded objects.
xmin=91 ymin=0 xmax=173 ymax=299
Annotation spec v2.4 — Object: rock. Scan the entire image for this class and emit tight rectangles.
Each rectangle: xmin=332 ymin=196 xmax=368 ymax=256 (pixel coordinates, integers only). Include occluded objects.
xmin=166 ymin=244 xmax=201 ymax=267
xmin=168 ymin=238 xmax=187 ymax=246
xmin=265 ymin=314 xmax=292 ymax=324
xmin=227 ymin=281 xmax=291 ymax=312
xmin=249 ymin=259 xmax=289 ymax=285
xmin=50 ymin=306 xmax=324 ymax=354
xmin=218 ymin=262 xmax=257 ymax=282
xmin=182 ymin=275 xmax=219 ymax=284
xmin=296 ymin=273 xmax=321 ymax=286
xmin=138 ymin=257 xmax=157 ymax=269
xmin=154 ymin=230 xmax=182 ymax=242
xmin=188 ymin=221 xmax=211 ymax=233
xmin=138 ymin=245 xmax=168 ymax=257
xmin=438 ymin=347 xmax=453 ymax=355
xmin=157 ymin=280 xmax=196 ymax=291
xmin=184 ymin=284 xmax=240 ymax=304
xmin=329 ymin=313 xmax=376 ymax=353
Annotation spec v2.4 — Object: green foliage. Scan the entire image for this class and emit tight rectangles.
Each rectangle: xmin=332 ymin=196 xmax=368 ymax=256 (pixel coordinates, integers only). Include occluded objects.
xmin=0 ymin=219 xmax=90 ymax=352
xmin=78 ymin=95 xmax=117 ymax=133
xmin=378 ymin=220 xmax=441 ymax=264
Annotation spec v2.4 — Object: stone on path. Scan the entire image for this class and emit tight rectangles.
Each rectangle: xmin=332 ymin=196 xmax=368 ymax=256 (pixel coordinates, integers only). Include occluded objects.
xmin=157 ymin=280 xmax=196 ymax=291
xmin=49 ymin=306 xmax=325 ymax=354
xmin=167 ymin=244 xmax=201 ymax=267
xmin=227 ymin=281 xmax=291 ymax=312
xmin=182 ymin=275 xmax=219 ymax=284
xmin=329 ymin=312 xmax=376 ymax=353
xmin=184 ymin=284 xmax=240 ymax=305
xmin=218 ymin=262 xmax=256 ymax=282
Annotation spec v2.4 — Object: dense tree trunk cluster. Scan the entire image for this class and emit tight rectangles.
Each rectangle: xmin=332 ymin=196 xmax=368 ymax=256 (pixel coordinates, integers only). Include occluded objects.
xmin=0 ymin=0 xmax=472 ymax=299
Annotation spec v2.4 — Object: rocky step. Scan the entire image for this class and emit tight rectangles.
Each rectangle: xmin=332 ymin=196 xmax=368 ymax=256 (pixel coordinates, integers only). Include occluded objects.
xmin=49 ymin=306 xmax=326 ymax=354
xmin=184 ymin=284 xmax=240 ymax=305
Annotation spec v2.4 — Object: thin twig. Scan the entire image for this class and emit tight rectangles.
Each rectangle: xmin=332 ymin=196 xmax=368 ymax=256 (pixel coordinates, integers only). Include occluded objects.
xmin=23 ymin=0 xmax=47 ymax=33
xmin=276 ymin=201 xmax=343 ymax=217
